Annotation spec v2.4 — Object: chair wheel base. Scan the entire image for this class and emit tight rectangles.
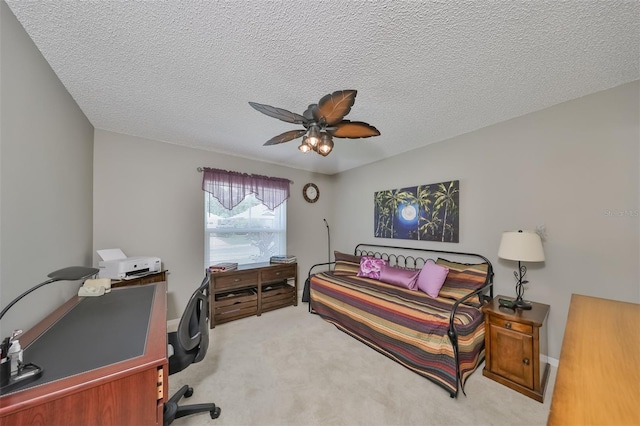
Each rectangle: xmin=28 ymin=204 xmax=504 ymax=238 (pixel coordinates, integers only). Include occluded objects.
xmin=211 ymin=406 xmax=221 ymax=419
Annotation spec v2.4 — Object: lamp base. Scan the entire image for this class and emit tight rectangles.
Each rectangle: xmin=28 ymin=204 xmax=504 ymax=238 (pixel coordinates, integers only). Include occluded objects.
xmin=0 ymin=363 xmax=43 ymax=394
xmin=513 ymin=299 xmax=532 ymax=310
xmin=498 ymin=297 xmax=532 ymax=310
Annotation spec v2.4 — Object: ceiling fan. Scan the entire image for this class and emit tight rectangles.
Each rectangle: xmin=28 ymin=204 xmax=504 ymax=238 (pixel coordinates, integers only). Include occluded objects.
xmin=248 ymin=90 xmax=380 ymax=156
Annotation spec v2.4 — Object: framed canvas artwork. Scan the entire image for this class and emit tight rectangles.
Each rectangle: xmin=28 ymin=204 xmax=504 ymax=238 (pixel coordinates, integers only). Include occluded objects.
xmin=374 ymin=180 xmax=459 ymax=242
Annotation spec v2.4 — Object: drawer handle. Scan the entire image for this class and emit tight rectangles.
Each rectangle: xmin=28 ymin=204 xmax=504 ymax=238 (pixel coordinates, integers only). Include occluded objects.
xmin=234 ymin=278 xmax=240 ymax=282
xmin=505 ymin=322 xmax=512 ymax=329
xmin=275 ymin=272 xmax=281 ymax=276
xmin=523 ymin=358 xmax=530 ymax=365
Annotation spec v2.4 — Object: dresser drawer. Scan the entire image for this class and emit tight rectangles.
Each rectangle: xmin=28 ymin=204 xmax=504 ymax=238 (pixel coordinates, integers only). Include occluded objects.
xmin=261 ymin=265 xmax=296 ymax=282
xmin=489 ymin=316 xmax=533 ymax=335
xmin=262 ymin=283 xmax=295 ymax=312
xmin=215 ymin=288 xmax=257 ymax=308
xmin=214 ymin=288 xmax=258 ymax=324
xmin=212 ymin=271 xmax=258 ymax=291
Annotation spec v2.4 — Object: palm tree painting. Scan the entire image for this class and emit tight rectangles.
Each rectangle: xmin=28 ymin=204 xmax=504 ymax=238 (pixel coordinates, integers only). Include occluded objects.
xmin=374 ymin=180 xmax=459 ymax=242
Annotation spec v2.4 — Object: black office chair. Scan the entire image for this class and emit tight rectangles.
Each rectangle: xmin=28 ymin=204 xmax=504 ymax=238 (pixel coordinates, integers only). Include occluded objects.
xmin=163 ymin=276 xmax=221 ymax=425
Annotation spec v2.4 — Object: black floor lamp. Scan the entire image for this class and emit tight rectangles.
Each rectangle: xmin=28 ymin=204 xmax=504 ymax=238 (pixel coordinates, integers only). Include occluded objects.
xmin=323 ymin=218 xmax=331 ymax=264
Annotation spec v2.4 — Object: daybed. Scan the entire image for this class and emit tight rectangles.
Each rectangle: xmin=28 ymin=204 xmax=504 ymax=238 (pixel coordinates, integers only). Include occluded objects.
xmin=305 ymin=244 xmax=494 ymax=398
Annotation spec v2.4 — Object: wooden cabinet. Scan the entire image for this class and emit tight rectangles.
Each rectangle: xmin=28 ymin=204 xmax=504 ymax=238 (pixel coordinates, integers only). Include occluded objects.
xmin=110 ymin=270 xmax=167 ymax=288
xmin=482 ymin=296 xmax=550 ymax=402
xmin=209 ymin=263 xmax=297 ymax=328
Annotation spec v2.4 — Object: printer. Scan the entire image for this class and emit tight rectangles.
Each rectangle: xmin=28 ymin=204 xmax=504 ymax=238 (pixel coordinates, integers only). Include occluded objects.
xmin=97 ymin=248 xmax=161 ymax=280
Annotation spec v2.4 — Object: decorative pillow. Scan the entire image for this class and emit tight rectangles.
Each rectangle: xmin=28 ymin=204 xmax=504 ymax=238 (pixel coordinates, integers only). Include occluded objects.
xmin=379 ymin=265 xmax=420 ymax=290
xmin=357 ymin=256 xmax=387 ymax=280
xmin=436 ymin=258 xmax=489 ymax=305
xmin=333 ymin=251 xmax=361 ymax=276
xmin=416 ymin=261 xmax=449 ymax=298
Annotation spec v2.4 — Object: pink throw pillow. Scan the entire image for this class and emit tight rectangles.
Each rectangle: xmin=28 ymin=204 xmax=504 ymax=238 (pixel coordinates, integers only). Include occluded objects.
xmin=379 ymin=265 xmax=420 ymax=290
xmin=357 ymin=256 xmax=387 ymax=280
xmin=416 ymin=262 xmax=450 ymax=298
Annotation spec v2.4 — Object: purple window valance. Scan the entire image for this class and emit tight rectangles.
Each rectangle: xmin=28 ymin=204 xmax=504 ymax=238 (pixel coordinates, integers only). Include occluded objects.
xmin=201 ymin=167 xmax=290 ymax=210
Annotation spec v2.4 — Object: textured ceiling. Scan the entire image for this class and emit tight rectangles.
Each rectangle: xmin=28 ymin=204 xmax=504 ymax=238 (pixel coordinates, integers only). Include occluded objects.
xmin=6 ymin=1 xmax=639 ymax=175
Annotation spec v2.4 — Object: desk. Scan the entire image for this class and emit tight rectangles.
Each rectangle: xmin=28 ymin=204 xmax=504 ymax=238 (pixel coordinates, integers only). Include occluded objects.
xmin=548 ymin=294 xmax=640 ymax=425
xmin=0 ymin=282 xmax=167 ymax=425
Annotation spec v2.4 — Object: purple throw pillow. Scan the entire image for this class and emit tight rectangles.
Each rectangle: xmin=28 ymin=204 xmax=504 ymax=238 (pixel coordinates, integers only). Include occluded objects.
xmin=357 ymin=256 xmax=387 ymax=280
xmin=379 ymin=265 xmax=420 ymax=290
xmin=416 ymin=262 xmax=450 ymax=298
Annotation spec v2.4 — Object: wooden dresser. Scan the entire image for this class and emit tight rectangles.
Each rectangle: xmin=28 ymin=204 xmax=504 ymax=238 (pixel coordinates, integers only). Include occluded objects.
xmin=548 ymin=294 xmax=640 ymax=425
xmin=209 ymin=262 xmax=297 ymax=327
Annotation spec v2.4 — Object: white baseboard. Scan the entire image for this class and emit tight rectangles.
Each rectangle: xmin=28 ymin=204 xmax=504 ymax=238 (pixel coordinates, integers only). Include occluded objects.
xmin=167 ymin=318 xmax=180 ymax=332
xmin=542 ymin=355 xmax=559 ymax=367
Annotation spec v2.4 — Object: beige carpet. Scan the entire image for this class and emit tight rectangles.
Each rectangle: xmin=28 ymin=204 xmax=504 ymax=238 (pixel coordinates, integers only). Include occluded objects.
xmin=168 ymin=305 xmax=555 ymax=426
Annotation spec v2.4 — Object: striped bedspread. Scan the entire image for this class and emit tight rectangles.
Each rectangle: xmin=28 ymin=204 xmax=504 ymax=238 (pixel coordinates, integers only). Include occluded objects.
xmin=309 ymin=271 xmax=486 ymax=395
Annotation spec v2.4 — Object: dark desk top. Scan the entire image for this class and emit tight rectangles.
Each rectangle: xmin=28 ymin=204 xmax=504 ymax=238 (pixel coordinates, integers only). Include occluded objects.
xmin=0 ymin=285 xmax=155 ymax=396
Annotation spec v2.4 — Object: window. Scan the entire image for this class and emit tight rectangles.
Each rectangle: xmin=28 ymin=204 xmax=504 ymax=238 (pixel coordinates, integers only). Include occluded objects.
xmin=205 ymin=193 xmax=286 ymax=266
xmin=201 ymin=167 xmax=290 ymax=268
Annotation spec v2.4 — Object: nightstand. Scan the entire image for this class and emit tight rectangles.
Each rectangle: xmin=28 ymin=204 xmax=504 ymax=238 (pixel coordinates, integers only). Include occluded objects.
xmin=482 ymin=296 xmax=550 ymax=402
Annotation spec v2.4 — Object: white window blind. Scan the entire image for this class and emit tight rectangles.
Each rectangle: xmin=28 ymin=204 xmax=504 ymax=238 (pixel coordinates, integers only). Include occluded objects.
xmin=204 ymin=192 xmax=286 ymax=267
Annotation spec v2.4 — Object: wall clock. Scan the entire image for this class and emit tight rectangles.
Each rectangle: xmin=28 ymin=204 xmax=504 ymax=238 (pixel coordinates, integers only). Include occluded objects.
xmin=303 ymin=183 xmax=319 ymax=203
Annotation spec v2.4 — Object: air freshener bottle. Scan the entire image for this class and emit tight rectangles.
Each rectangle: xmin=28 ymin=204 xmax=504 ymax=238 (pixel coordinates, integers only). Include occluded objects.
xmin=8 ymin=340 xmax=22 ymax=375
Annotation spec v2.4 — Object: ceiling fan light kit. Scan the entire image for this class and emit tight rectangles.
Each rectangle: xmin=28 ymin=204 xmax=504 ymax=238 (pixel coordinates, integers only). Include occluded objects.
xmin=298 ymin=138 xmax=312 ymax=153
xmin=249 ymin=90 xmax=380 ymax=157
xmin=318 ymin=133 xmax=334 ymax=156
xmin=307 ymin=125 xmax=321 ymax=147
xmin=299 ymin=132 xmax=335 ymax=155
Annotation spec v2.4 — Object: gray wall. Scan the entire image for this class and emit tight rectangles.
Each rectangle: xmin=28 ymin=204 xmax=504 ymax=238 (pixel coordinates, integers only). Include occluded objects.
xmin=0 ymin=1 xmax=94 ymax=337
xmin=332 ymin=81 xmax=640 ymax=360
xmin=93 ymin=130 xmax=335 ymax=320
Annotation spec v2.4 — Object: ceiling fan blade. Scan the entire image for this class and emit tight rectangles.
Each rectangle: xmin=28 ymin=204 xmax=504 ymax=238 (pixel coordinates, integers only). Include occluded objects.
xmin=314 ymin=90 xmax=357 ymax=126
xmin=329 ymin=120 xmax=381 ymax=138
xmin=263 ymin=129 xmax=308 ymax=146
xmin=249 ymin=102 xmax=306 ymax=125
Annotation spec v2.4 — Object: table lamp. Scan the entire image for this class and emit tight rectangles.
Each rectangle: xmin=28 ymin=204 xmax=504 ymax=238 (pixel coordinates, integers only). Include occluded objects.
xmin=498 ymin=230 xmax=545 ymax=310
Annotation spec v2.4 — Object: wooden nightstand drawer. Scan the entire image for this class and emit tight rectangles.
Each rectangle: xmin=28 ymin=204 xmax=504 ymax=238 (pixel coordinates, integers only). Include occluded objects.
xmin=489 ymin=316 xmax=533 ymax=335
xmin=213 ymin=271 xmax=257 ymax=290
xmin=261 ymin=265 xmax=296 ymax=282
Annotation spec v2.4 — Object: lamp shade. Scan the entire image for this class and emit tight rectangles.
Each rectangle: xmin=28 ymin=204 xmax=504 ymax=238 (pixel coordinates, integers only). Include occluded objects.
xmin=498 ymin=230 xmax=545 ymax=262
